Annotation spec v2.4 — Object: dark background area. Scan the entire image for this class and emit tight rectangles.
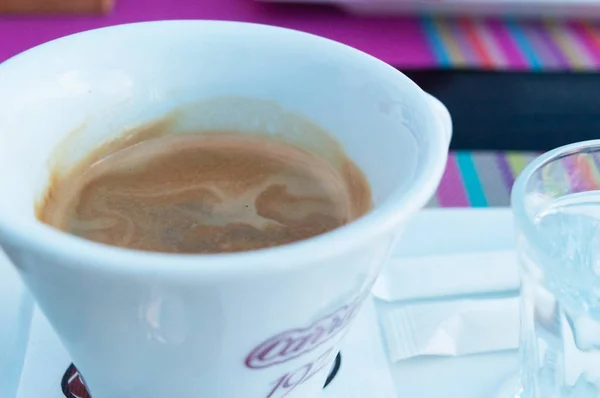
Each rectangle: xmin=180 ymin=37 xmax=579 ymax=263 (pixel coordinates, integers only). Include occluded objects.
xmin=404 ymin=70 xmax=600 ymax=152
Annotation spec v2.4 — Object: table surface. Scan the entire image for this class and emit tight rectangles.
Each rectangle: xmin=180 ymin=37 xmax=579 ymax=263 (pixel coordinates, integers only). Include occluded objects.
xmin=3 ymin=0 xmax=600 ymax=70
xmin=0 ymin=0 xmax=433 ymax=67
xmin=430 ymin=151 xmax=538 ymax=208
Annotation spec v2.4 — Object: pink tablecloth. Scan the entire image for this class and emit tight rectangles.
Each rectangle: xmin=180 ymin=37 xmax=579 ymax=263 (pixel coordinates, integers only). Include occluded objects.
xmin=0 ymin=0 xmax=434 ymax=66
xmin=5 ymin=1 xmax=600 ymax=71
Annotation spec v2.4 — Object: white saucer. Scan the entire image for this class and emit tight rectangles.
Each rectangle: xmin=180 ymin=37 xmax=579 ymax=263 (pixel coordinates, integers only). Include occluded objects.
xmin=1 ymin=208 xmax=521 ymax=398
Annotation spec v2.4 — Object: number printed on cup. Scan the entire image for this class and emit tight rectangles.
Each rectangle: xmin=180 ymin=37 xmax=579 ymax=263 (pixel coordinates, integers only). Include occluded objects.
xmin=245 ymin=290 xmax=367 ymax=397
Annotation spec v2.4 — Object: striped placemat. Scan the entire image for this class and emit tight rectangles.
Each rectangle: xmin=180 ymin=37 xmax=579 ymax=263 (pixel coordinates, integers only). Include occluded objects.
xmin=429 ymin=151 xmax=539 ymax=207
xmin=422 ymin=18 xmax=600 ymax=70
xmin=2 ymin=7 xmax=599 ymax=71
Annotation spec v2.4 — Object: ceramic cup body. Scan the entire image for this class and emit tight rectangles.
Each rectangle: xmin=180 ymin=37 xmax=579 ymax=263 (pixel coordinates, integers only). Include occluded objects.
xmin=0 ymin=21 xmax=451 ymax=398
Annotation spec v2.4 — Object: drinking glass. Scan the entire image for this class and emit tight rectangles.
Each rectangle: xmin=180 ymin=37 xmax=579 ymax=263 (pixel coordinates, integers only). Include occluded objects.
xmin=512 ymin=140 xmax=600 ymax=398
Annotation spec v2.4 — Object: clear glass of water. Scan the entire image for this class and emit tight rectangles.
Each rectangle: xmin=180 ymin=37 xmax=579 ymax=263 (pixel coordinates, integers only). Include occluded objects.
xmin=512 ymin=140 xmax=600 ymax=398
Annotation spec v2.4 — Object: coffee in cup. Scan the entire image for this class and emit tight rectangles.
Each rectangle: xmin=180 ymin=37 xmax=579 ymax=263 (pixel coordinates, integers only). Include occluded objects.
xmin=37 ymin=126 xmax=372 ymax=254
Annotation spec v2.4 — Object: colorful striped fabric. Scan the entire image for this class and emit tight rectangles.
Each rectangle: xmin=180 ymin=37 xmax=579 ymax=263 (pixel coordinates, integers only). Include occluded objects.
xmin=430 ymin=151 xmax=539 ymax=207
xmin=422 ymin=18 xmax=600 ymax=70
xmin=2 ymin=8 xmax=599 ymax=71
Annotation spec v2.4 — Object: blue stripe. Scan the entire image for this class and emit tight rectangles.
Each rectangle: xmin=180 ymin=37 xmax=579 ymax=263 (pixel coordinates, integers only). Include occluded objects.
xmin=455 ymin=152 xmax=488 ymax=207
xmin=506 ymin=19 xmax=542 ymax=70
xmin=421 ymin=17 xmax=451 ymax=67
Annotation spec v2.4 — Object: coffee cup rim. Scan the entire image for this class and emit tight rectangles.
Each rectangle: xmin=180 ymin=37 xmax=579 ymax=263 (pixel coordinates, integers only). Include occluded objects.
xmin=0 ymin=20 xmax=449 ymax=278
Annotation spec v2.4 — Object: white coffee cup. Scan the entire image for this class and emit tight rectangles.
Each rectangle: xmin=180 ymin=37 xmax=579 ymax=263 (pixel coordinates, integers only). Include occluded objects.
xmin=0 ymin=21 xmax=450 ymax=398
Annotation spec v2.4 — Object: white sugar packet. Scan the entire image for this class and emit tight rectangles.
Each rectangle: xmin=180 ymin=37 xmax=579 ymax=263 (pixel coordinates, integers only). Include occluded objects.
xmin=374 ymin=250 xmax=520 ymax=301
xmin=14 ymin=299 xmax=396 ymax=398
xmin=376 ymin=294 xmax=520 ymax=362
xmin=392 ymin=209 xmax=515 ymax=259
xmin=372 ymin=250 xmax=521 ymax=361
xmin=384 ymin=208 xmax=518 ymax=300
xmin=373 ymin=209 xmax=521 ymax=361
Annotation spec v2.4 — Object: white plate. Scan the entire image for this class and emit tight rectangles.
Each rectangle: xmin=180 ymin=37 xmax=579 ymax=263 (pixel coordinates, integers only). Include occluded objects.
xmin=1 ymin=208 xmax=519 ymax=398
xmin=0 ymin=250 xmax=34 ymax=398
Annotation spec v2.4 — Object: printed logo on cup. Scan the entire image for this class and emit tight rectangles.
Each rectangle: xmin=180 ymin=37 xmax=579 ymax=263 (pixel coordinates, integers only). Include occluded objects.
xmin=245 ymin=287 xmax=372 ymax=398
xmin=245 ymin=296 xmax=361 ymax=369
xmin=61 ymin=364 xmax=90 ymax=398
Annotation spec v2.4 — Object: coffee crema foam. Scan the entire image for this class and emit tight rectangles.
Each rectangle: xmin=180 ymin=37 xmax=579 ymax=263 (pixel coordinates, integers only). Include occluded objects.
xmin=38 ymin=133 xmax=371 ymax=253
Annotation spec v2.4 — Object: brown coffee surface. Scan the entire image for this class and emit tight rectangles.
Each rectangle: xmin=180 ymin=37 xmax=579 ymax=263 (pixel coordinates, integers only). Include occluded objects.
xmin=37 ymin=133 xmax=371 ymax=253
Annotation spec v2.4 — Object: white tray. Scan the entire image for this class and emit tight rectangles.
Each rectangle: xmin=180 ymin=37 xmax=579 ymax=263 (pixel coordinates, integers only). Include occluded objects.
xmin=0 ymin=208 xmax=519 ymax=398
